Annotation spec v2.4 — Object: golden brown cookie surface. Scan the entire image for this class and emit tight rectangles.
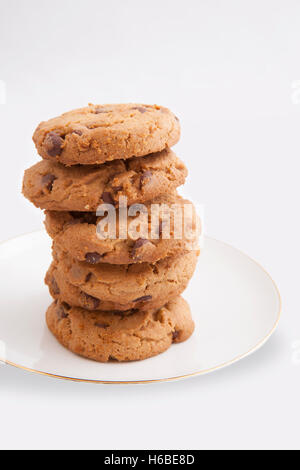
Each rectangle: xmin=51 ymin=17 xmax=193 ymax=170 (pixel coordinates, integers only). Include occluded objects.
xmin=33 ymin=104 xmax=180 ymax=165
xmin=22 ymin=149 xmax=187 ymax=211
xmin=45 ymin=262 xmax=168 ymax=312
xmin=46 ymin=250 xmax=199 ymax=311
xmin=46 ymin=297 xmax=194 ymax=362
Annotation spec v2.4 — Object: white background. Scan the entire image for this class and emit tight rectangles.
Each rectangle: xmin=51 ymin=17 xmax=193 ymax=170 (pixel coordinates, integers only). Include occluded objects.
xmin=0 ymin=0 xmax=299 ymax=450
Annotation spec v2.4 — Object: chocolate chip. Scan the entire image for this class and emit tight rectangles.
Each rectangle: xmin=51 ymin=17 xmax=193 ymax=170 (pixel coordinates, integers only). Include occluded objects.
xmin=51 ymin=277 xmax=60 ymax=295
xmin=140 ymin=171 xmax=152 ymax=189
xmin=73 ymin=130 xmax=83 ymax=136
xmin=112 ymin=185 xmax=123 ymax=193
xmin=95 ymin=322 xmax=109 ymax=329
xmin=85 ymin=252 xmax=102 ymax=264
xmin=83 ymin=213 xmax=98 ymax=225
xmin=133 ymin=295 xmax=153 ymax=303
xmin=44 ymin=132 xmax=64 ymax=157
xmin=83 ymin=293 xmax=100 ymax=310
xmin=153 ymin=265 xmax=159 ymax=275
xmin=102 ymin=192 xmax=115 ymax=205
xmin=131 ymin=238 xmax=149 ymax=259
xmin=109 ymin=309 xmax=128 ymax=315
xmin=95 ymin=108 xmax=109 ymax=114
xmin=109 ymin=356 xmax=118 ymax=362
xmin=85 ymin=272 xmax=92 ymax=283
xmin=42 ymin=174 xmax=57 ymax=192
xmin=172 ymin=330 xmax=179 ymax=341
xmin=57 ymin=306 xmax=68 ymax=319
xmin=131 ymin=106 xmax=147 ymax=114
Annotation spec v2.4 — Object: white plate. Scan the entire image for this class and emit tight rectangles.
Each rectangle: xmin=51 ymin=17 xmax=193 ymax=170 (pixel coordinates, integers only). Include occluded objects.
xmin=0 ymin=231 xmax=281 ymax=384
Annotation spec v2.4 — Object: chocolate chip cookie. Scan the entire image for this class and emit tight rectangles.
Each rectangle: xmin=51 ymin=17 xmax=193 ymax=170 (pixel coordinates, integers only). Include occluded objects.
xmin=46 ymin=296 xmax=194 ymax=362
xmin=22 ymin=149 xmax=187 ymax=211
xmin=47 ymin=249 xmax=199 ymax=311
xmin=33 ymin=104 xmax=180 ymax=166
xmin=45 ymin=194 xmax=199 ymax=265
xmin=46 ymin=262 xmax=166 ymax=312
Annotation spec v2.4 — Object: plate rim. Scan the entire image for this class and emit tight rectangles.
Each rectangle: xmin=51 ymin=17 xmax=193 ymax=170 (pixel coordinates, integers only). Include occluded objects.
xmin=0 ymin=231 xmax=282 ymax=385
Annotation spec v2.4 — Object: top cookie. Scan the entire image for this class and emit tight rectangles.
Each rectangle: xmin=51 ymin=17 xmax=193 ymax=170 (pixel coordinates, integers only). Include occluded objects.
xmin=33 ymin=104 xmax=180 ymax=166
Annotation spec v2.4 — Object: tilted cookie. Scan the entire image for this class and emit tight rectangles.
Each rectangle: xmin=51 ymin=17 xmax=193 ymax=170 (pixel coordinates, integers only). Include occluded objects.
xmin=23 ymin=149 xmax=187 ymax=211
xmin=46 ymin=297 xmax=195 ymax=362
xmin=33 ymin=103 xmax=180 ymax=165
xmin=45 ymin=194 xmax=199 ymax=265
xmin=47 ymin=249 xmax=199 ymax=312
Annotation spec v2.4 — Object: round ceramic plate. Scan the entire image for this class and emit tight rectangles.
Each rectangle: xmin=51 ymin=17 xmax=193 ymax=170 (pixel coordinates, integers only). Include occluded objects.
xmin=0 ymin=231 xmax=281 ymax=384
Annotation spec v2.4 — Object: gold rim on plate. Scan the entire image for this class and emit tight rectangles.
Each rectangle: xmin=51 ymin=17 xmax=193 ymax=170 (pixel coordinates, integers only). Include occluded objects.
xmin=0 ymin=232 xmax=282 ymax=385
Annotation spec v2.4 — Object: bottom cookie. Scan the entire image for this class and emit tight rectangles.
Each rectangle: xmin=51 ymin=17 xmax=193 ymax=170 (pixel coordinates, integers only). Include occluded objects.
xmin=46 ymin=297 xmax=195 ymax=362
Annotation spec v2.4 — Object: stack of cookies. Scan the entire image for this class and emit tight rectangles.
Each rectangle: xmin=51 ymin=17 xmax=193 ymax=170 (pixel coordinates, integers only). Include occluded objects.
xmin=23 ymin=104 xmax=200 ymax=362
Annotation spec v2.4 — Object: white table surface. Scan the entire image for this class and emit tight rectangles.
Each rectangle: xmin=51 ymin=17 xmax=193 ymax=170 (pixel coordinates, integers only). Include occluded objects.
xmin=0 ymin=0 xmax=299 ymax=450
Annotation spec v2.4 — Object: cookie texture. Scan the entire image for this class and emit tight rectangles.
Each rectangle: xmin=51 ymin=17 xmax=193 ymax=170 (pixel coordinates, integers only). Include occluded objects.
xmin=46 ymin=250 xmax=199 ymax=311
xmin=45 ymin=194 xmax=199 ymax=264
xmin=45 ymin=262 xmax=167 ymax=312
xmin=33 ymin=104 xmax=180 ymax=166
xmin=22 ymin=149 xmax=187 ymax=212
xmin=46 ymin=297 xmax=194 ymax=362
xmin=22 ymin=101 xmax=199 ymax=363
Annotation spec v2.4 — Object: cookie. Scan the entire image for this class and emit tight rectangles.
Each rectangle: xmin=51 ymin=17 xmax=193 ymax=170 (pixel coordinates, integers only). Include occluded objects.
xmin=46 ymin=296 xmax=194 ymax=362
xmin=33 ymin=104 xmax=180 ymax=166
xmin=22 ymin=149 xmax=187 ymax=211
xmin=46 ymin=249 xmax=199 ymax=311
xmin=46 ymin=262 xmax=167 ymax=312
xmin=45 ymin=194 xmax=199 ymax=265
